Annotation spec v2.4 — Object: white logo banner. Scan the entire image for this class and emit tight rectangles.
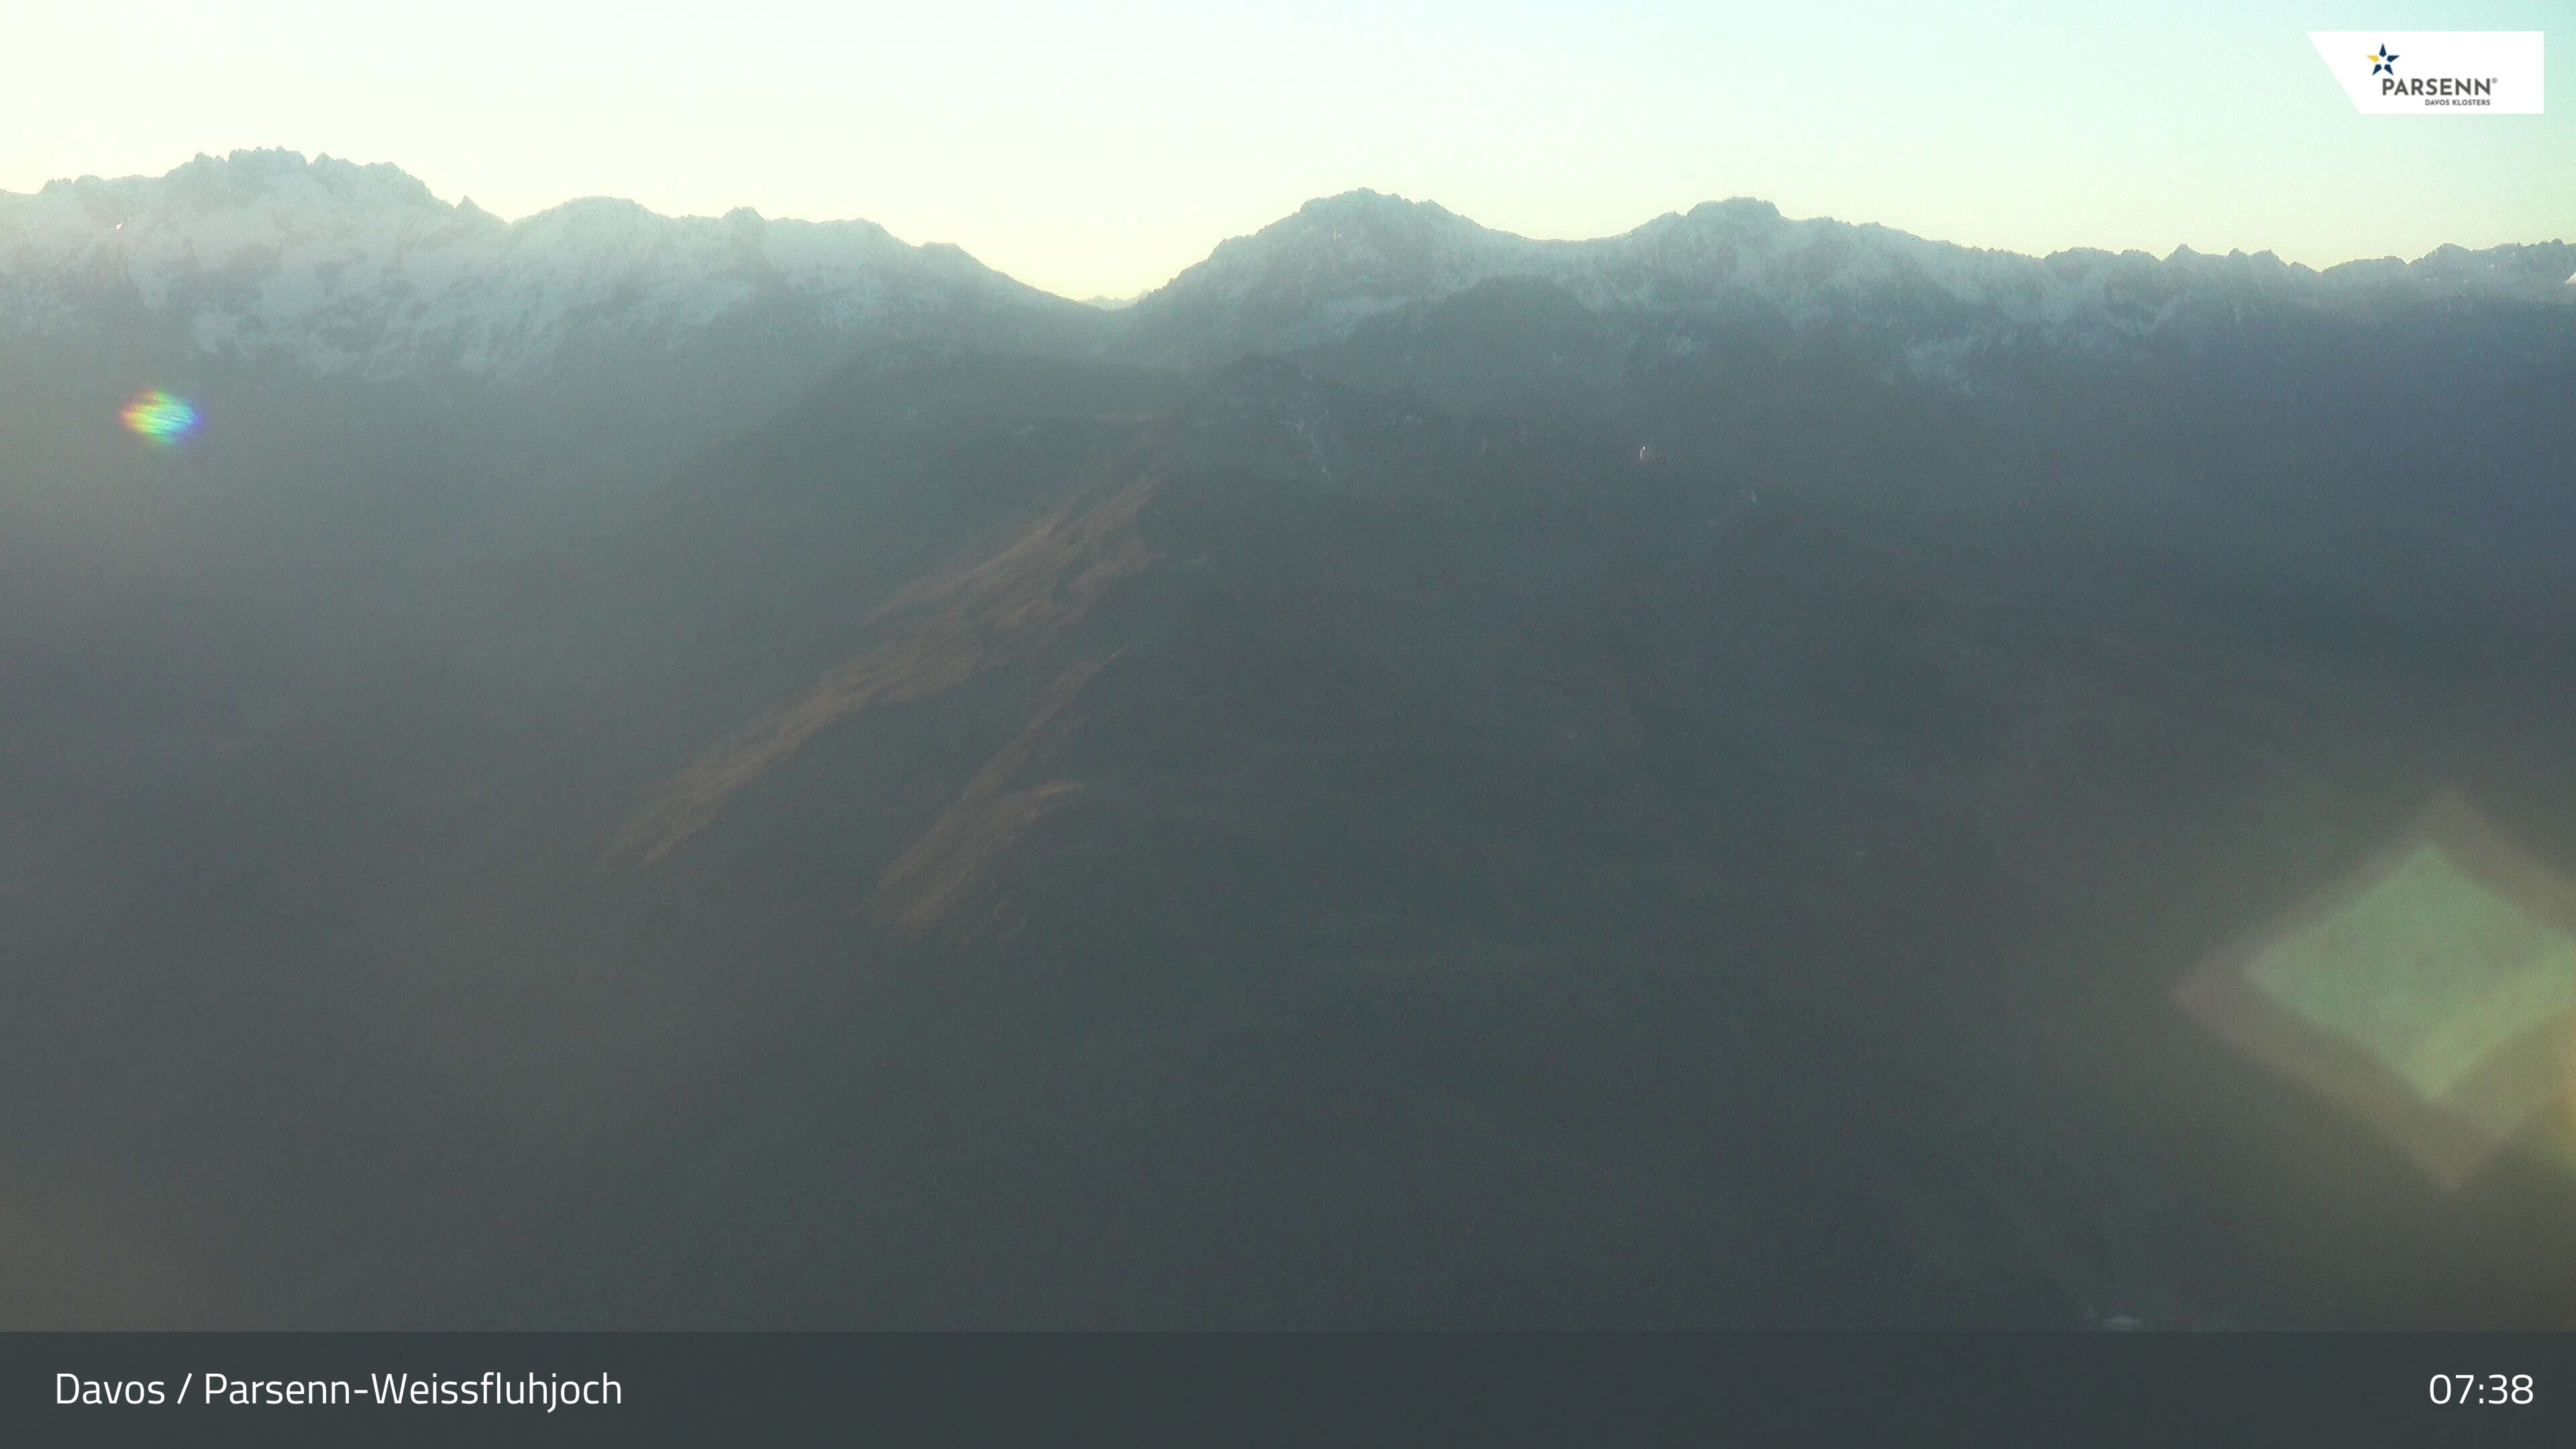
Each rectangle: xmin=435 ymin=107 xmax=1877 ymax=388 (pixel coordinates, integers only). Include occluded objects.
xmin=2308 ymin=32 xmax=2543 ymax=113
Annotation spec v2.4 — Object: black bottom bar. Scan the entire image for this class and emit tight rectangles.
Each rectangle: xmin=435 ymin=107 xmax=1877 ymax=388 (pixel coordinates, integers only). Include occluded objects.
xmin=13 ymin=1332 xmax=2575 ymax=1446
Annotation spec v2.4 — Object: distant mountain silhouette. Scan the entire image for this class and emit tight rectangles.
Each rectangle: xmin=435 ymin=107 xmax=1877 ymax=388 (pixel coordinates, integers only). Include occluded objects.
xmin=1116 ymin=187 xmax=2576 ymax=379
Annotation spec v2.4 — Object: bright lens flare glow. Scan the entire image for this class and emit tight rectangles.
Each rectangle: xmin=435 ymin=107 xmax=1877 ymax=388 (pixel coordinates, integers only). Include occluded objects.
xmin=119 ymin=388 xmax=201 ymax=445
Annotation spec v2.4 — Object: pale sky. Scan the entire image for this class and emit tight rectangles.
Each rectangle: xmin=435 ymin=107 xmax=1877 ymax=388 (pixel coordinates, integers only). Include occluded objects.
xmin=4 ymin=0 xmax=2568 ymax=299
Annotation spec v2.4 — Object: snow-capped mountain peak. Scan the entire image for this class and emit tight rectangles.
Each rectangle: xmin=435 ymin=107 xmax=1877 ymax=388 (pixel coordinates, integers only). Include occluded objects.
xmin=1122 ymin=186 xmax=2576 ymax=372
xmin=0 ymin=150 xmax=1066 ymax=380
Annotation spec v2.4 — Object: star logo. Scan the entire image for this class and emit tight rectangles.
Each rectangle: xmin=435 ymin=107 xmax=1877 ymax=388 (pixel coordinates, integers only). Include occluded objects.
xmin=2368 ymin=44 xmax=2400 ymax=75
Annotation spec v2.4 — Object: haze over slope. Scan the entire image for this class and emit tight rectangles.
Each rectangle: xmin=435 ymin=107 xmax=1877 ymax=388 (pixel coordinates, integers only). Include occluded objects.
xmin=5 ymin=154 xmax=2575 ymax=1328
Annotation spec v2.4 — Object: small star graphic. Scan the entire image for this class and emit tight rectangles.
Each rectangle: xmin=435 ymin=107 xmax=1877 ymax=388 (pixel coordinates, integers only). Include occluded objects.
xmin=2369 ymin=46 xmax=2400 ymax=75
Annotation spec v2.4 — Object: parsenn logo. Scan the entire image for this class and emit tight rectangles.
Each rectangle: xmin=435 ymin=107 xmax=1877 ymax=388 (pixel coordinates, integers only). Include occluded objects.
xmin=2308 ymin=32 xmax=2543 ymax=114
xmin=2362 ymin=40 xmax=2498 ymax=101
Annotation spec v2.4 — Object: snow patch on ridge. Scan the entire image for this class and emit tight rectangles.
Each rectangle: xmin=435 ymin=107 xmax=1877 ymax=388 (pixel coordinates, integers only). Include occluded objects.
xmin=0 ymin=150 xmax=1040 ymax=380
xmin=1126 ymin=189 xmax=2576 ymax=380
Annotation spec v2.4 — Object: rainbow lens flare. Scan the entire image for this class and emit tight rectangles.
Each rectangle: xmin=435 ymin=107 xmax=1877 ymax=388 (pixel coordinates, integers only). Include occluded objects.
xmin=119 ymin=388 xmax=201 ymax=445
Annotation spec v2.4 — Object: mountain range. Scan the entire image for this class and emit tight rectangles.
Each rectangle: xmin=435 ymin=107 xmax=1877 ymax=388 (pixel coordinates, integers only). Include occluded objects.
xmin=9 ymin=151 xmax=2572 ymax=384
xmin=5 ymin=150 xmax=2575 ymax=1330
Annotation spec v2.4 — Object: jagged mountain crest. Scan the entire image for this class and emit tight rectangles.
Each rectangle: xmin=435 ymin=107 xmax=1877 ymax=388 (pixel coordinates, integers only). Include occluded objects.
xmin=0 ymin=149 xmax=1084 ymax=378
xmin=1119 ymin=186 xmax=2576 ymax=373
xmin=5 ymin=152 xmax=2570 ymax=392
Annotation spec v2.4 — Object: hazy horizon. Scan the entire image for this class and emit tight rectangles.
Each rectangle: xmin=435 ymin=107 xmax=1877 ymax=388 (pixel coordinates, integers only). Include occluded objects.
xmin=11 ymin=148 xmax=2571 ymax=309
xmin=8 ymin=0 xmax=2568 ymax=299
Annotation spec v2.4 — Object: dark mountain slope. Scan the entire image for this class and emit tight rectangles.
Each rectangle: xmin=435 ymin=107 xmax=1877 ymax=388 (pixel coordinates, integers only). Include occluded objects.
xmin=8 ymin=182 xmax=2575 ymax=1330
xmin=375 ymin=345 xmax=2576 ymax=1328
